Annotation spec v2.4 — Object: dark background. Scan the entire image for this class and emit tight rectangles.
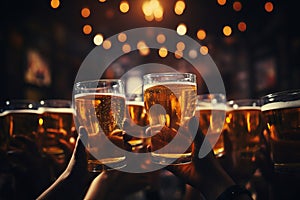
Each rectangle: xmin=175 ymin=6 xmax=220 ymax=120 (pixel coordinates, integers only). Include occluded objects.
xmin=1 ymin=0 xmax=299 ymax=101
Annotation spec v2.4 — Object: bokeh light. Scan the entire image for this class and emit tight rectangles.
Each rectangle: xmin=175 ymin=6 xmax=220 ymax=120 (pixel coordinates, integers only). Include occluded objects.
xmin=197 ymin=29 xmax=206 ymax=40
xmin=233 ymin=1 xmax=242 ymax=12
xmin=103 ymin=40 xmax=112 ymax=49
xmin=50 ymin=0 xmax=60 ymax=9
xmin=188 ymin=49 xmax=197 ymax=59
xmin=118 ymin=33 xmax=127 ymax=42
xmin=81 ymin=8 xmax=90 ymax=18
xmin=217 ymin=0 xmax=226 ymax=6
xmin=83 ymin=25 xmax=92 ymax=35
xmin=223 ymin=25 xmax=232 ymax=36
xmin=120 ymin=1 xmax=130 ymax=13
xmin=177 ymin=23 xmax=187 ymax=36
xmin=174 ymin=1 xmax=186 ymax=15
xmin=122 ymin=43 xmax=131 ymax=53
xmin=142 ymin=0 xmax=164 ymax=21
xmin=93 ymin=34 xmax=104 ymax=46
xmin=200 ymin=46 xmax=209 ymax=55
xmin=238 ymin=22 xmax=247 ymax=32
xmin=176 ymin=41 xmax=185 ymax=51
xmin=174 ymin=50 xmax=183 ymax=59
xmin=156 ymin=34 xmax=166 ymax=44
xmin=158 ymin=47 xmax=168 ymax=57
xmin=265 ymin=2 xmax=274 ymax=12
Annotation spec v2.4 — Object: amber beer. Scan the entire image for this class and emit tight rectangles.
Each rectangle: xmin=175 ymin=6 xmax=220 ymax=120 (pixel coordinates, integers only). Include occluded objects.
xmin=226 ymin=107 xmax=263 ymax=157
xmin=38 ymin=106 xmax=76 ymax=155
xmin=262 ymin=100 xmax=300 ymax=171
xmin=75 ymin=93 xmax=126 ymax=171
xmin=144 ymin=79 xmax=197 ymax=164
xmin=195 ymin=108 xmax=225 ymax=157
xmin=126 ymin=101 xmax=148 ymax=149
xmin=0 ymin=111 xmax=9 ymax=151
xmin=3 ymin=109 xmax=40 ymax=138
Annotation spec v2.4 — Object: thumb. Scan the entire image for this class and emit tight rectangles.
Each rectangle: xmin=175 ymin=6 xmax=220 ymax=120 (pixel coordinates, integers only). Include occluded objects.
xmin=70 ymin=126 xmax=87 ymax=167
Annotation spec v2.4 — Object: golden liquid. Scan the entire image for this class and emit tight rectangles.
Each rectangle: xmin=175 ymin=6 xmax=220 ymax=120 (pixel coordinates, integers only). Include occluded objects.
xmin=263 ymin=106 xmax=300 ymax=166
xmin=226 ymin=108 xmax=263 ymax=157
xmin=39 ymin=108 xmax=76 ymax=155
xmin=144 ymin=83 xmax=197 ymax=164
xmin=0 ymin=113 xmax=9 ymax=151
xmin=194 ymin=109 xmax=225 ymax=157
xmin=127 ymin=103 xmax=148 ymax=126
xmin=3 ymin=110 xmax=40 ymax=138
xmin=75 ymin=93 xmax=126 ymax=170
xmin=126 ymin=102 xmax=149 ymax=150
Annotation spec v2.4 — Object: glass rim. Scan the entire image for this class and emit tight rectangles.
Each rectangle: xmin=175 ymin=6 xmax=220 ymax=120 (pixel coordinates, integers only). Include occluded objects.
xmin=226 ymin=99 xmax=262 ymax=107
xmin=143 ymin=72 xmax=195 ymax=79
xmin=74 ymin=79 xmax=124 ymax=89
xmin=261 ymin=89 xmax=300 ymax=100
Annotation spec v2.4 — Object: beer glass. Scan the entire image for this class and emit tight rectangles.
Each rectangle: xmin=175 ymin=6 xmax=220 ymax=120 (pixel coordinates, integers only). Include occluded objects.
xmin=143 ymin=72 xmax=197 ymax=165
xmin=225 ymin=99 xmax=264 ymax=183
xmin=125 ymin=94 xmax=149 ymax=152
xmin=261 ymin=89 xmax=300 ymax=173
xmin=2 ymin=100 xmax=40 ymax=139
xmin=195 ymin=93 xmax=226 ymax=158
xmin=0 ymin=104 xmax=9 ymax=152
xmin=38 ymin=99 xmax=76 ymax=157
xmin=226 ymin=99 xmax=263 ymax=158
xmin=74 ymin=79 xmax=126 ymax=172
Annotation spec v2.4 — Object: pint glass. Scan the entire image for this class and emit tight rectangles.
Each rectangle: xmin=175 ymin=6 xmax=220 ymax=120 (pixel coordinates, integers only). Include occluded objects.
xmin=74 ymin=79 xmax=126 ymax=172
xmin=261 ymin=89 xmax=300 ymax=172
xmin=143 ymin=72 xmax=197 ymax=165
xmin=195 ymin=94 xmax=226 ymax=158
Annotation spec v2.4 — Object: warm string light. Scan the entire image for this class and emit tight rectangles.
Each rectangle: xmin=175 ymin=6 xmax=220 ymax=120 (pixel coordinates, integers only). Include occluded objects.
xmin=174 ymin=1 xmax=186 ymax=15
xmin=142 ymin=0 xmax=164 ymax=21
xmin=81 ymin=0 xmax=276 ymax=56
xmin=81 ymin=8 xmax=90 ymax=18
xmin=50 ymin=0 xmax=60 ymax=9
xmin=177 ymin=23 xmax=187 ymax=35
xmin=265 ymin=2 xmax=274 ymax=12
xmin=120 ymin=1 xmax=130 ymax=13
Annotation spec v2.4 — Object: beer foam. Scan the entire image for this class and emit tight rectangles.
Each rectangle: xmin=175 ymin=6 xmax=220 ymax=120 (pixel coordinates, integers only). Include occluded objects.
xmin=196 ymin=104 xmax=226 ymax=111
xmin=126 ymin=101 xmax=144 ymax=107
xmin=143 ymin=81 xmax=196 ymax=90
xmin=74 ymin=92 xmax=126 ymax=99
xmin=38 ymin=107 xmax=75 ymax=114
xmin=261 ymin=100 xmax=300 ymax=111
xmin=226 ymin=106 xmax=261 ymax=112
xmin=2 ymin=109 xmax=42 ymax=115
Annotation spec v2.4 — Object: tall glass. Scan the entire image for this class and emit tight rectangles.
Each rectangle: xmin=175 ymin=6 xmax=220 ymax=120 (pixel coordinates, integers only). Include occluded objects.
xmin=225 ymin=99 xmax=264 ymax=181
xmin=38 ymin=99 xmax=76 ymax=158
xmin=0 ymin=104 xmax=9 ymax=152
xmin=143 ymin=72 xmax=197 ymax=165
xmin=2 ymin=100 xmax=40 ymax=139
xmin=261 ymin=89 xmax=300 ymax=173
xmin=195 ymin=94 xmax=226 ymax=158
xmin=74 ymin=79 xmax=127 ymax=172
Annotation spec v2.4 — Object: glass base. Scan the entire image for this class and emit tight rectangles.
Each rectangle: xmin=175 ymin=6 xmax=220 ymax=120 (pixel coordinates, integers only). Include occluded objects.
xmin=274 ymin=163 xmax=300 ymax=174
xmin=88 ymin=157 xmax=126 ymax=172
xmin=151 ymin=152 xmax=192 ymax=165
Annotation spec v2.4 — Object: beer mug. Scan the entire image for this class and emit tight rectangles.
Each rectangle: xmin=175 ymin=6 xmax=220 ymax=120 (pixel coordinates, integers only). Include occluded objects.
xmin=225 ymin=99 xmax=264 ymax=181
xmin=195 ymin=93 xmax=226 ymax=158
xmin=143 ymin=72 xmax=197 ymax=165
xmin=38 ymin=99 xmax=76 ymax=157
xmin=0 ymin=104 xmax=9 ymax=152
xmin=74 ymin=79 xmax=127 ymax=172
xmin=2 ymin=100 xmax=40 ymax=139
xmin=261 ymin=89 xmax=300 ymax=173
xmin=226 ymin=99 xmax=263 ymax=158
